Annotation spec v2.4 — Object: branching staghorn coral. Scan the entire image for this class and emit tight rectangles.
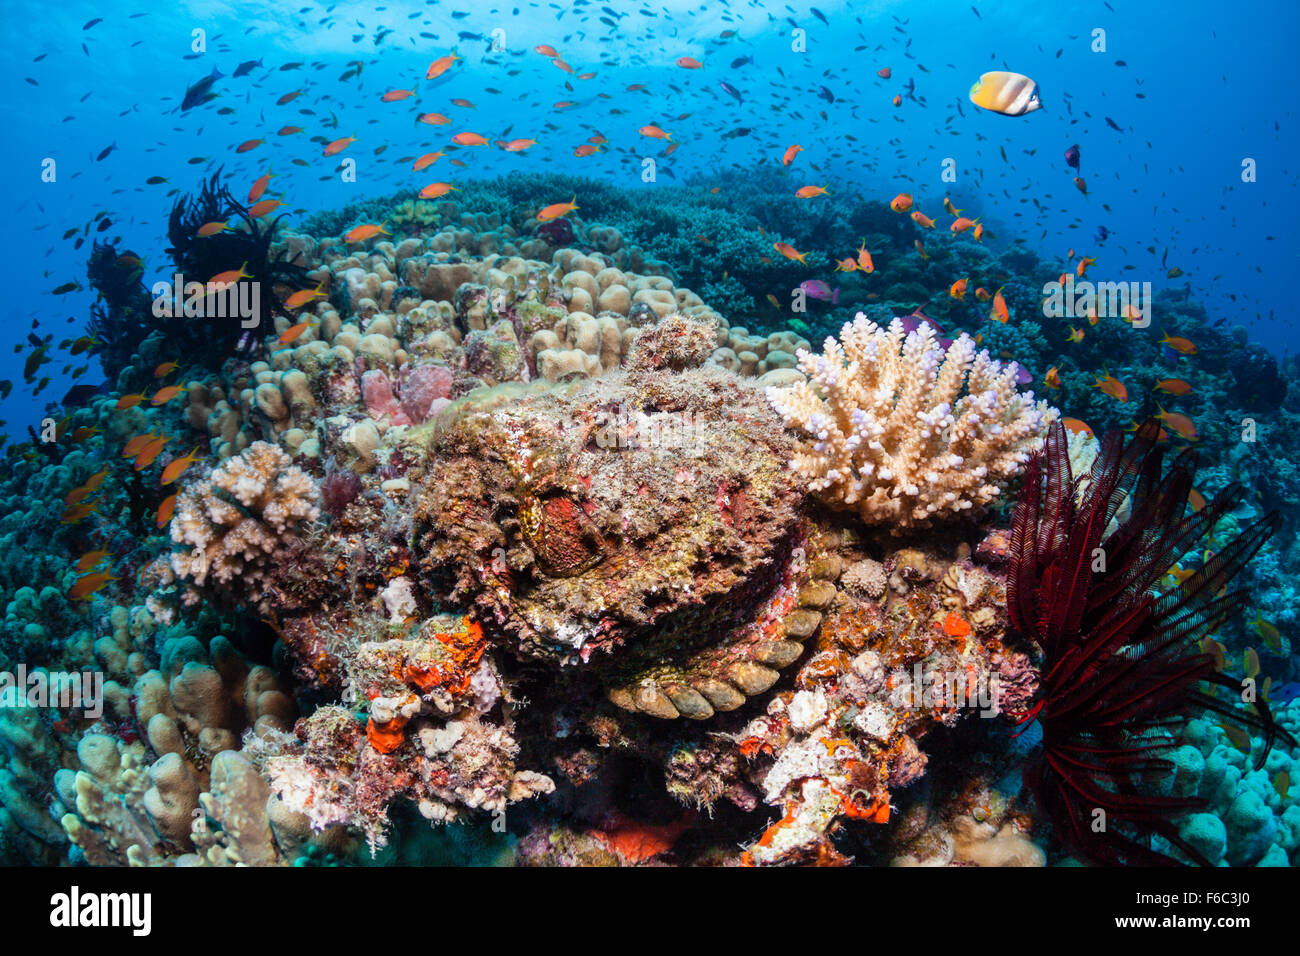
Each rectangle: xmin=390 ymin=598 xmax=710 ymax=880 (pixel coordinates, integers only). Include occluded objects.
xmin=766 ymin=314 xmax=1058 ymax=529
xmin=170 ymin=441 xmax=320 ymax=608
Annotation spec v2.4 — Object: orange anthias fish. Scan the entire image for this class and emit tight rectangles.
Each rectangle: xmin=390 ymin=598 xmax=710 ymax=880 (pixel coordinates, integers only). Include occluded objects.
xmin=972 ymin=222 xmax=985 ymax=241
xmin=284 ymin=281 xmax=327 ymax=310
xmin=552 ymin=57 xmax=575 ymax=74
xmin=573 ymin=143 xmax=602 ymax=157
xmin=248 ymin=171 xmax=274 ymax=203
xmin=537 ymin=196 xmax=578 ymax=222
xmin=1043 ymin=366 xmax=1062 ymax=389
xmin=1061 ymin=417 xmax=1094 ymax=437
xmin=122 ymin=429 xmax=160 ymax=459
xmin=426 ymin=51 xmax=461 ymax=80
xmin=452 ymin=132 xmax=489 ymax=146
xmin=277 ymin=319 xmax=315 ymax=346
xmin=877 ymin=67 xmax=891 ymax=79
xmin=856 ymin=242 xmax=874 ymax=273
xmin=534 ymin=44 xmax=558 ymax=57
xmin=639 ymin=125 xmax=673 ymax=140
xmin=65 ymin=486 xmax=93 ymax=507
xmin=248 ymin=199 xmax=285 ymax=218
xmin=75 ymin=549 xmax=111 ymax=573
xmin=344 ymin=223 xmax=389 ymax=243
xmin=890 ymin=193 xmax=913 ymax=213
xmin=160 ymin=446 xmax=204 ymax=485
xmin=1153 ymin=378 xmax=1194 ymax=396
xmin=150 ymin=384 xmax=188 ymax=406
xmin=1076 ymin=255 xmax=1097 ymax=278
xmin=1066 ymin=326 xmax=1085 ymax=343
xmin=236 ymin=139 xmax=264 ymax=154
xmin=413 ymin=151 xmax=444 ymax=171
xmin=82 ymin=466 xmax=110 ymax=493
xmin=499 ymin=138 xmax=538 ymax=153
xmin=323 ymin=135 xmax=357 ymax=157
xmin=795 ymin=185 xmax=828 ymax=198
xmin=197 ymin=221 xmax=229 ymax=238
xmin=834 ymin=257 xmax=858 ymax=273
xmin=1159 ymin=331 xmax=1198 ymax=355
xmin=773 ymin=242 xmax=807 ymax=264
xmin=910 ymin=210 xmax=935 ymax=228
xmin=676 ymin=57 xmax=703 ymax=69
xmin=381 ymin=88 xmax=416 ymax=102
xmin=1156 ymin=404 xmax=1198 ymax=441
xmin=156 ymin=494 xmax=178 ymax=528
xmin=134 ymin=435 xmax=170 ymax=470
xmin=115 ymin=391 xmax=148 ymax=411
xmin=914 ymin=239 xmax=929 ymax=260
xmin=974 ymin=287 xmax=991 ymax=302
xmin=418 ymin=112 xmax=452 ymax=126
xmin=782 ymin=144 xmax=804 ymax=166
xmin=1093 ymin=372 xmax=1129 ymax=402
xmin=950 ymin=217 xmax=977 ymax=234
xmin=68 ymin=571 xmax=120 ymax=601
xmin=989 ymin=286 xmax=1009 ymax=323
xmin=893 ymin=94 xmax=902 ymax=107
xmin=208 ymin=262 xmax=253 ymax=289
xmin=419 ymin=182 xmax=458 ymax=199
xmin=60 ymin=499 xmax=100 ymax=524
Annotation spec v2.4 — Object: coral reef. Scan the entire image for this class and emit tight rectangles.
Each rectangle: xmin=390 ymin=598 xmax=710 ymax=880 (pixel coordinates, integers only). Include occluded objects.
xmin=5 ymin=171 xmax=1296 ymax=870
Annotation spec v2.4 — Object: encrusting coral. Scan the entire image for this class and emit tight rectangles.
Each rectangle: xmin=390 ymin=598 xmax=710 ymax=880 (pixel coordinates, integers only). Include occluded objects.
xmin=767 ymin=314 xmax=1058 ymax=529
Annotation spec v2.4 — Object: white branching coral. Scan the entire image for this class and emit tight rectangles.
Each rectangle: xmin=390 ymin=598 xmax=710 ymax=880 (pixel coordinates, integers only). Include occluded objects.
xmin=766 ymin=314 xmax=1058 ymax=528
xmin=170 ymin=441 xmax=319 ymax=598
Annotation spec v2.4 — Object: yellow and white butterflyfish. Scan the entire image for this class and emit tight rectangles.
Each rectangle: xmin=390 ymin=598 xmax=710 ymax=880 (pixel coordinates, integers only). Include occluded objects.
xmin=969 ymin=71 xmax=1042 ymax=116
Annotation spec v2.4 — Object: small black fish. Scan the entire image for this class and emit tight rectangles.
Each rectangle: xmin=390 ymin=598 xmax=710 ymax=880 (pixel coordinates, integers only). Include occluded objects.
xmin=730 ymin=55 xmax=754 ymax=69
xmin=232 ymin=57 xmax=262 ymax=77
xmin=1105 ymin=116 xmax=1122 ymax=131
xmin=811 ymin=7 xmax=828 ymax=25
xmin=181 ymin=66 xmax=222 ymax=111
xmin=817 ymin=86 xmax=834 ymax=103
xmin=62 ymin=383 xmax=105 ymax=407
xmin=83 ymin=17 xmax=102 ymax=29
xmin=96 ymin=142 xmax=116 ymax=161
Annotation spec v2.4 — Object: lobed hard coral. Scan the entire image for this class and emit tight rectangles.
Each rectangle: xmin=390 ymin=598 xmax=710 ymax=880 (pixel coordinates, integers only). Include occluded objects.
xmin=767 ymin=314 xmax=1058 ymax=530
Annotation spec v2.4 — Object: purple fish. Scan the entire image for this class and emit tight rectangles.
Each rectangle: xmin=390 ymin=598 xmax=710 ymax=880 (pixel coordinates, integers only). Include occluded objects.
xmin=1065 ymin=143 xmax=1081 ymax=171
xmin=898 ymin=315 xmax=950 ymax=350
xmin=1012 ymin=362 xmax=1032 ymax=386
xmin=800 ymin=280 xmax=838 ymax=304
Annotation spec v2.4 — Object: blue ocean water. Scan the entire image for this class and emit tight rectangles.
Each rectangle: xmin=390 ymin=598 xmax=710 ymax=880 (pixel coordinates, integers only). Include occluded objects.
xmin=4 ymin=0 xmax=1297 ymax=430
